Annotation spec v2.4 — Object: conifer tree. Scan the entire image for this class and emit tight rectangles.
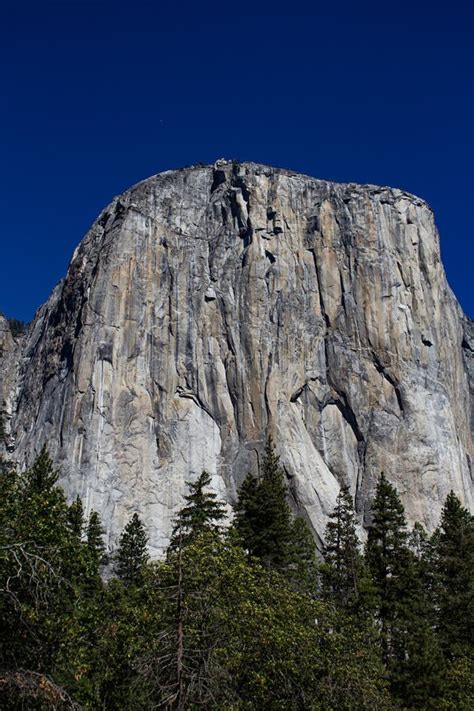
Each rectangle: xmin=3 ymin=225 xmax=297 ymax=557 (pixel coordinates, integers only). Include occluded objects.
xmin=287 ymin=516 xmax=318 ymax=593
xmin=409 ymin=520 xmax=429 ymax=557
xmin=235 ymin=437 xmax=293 ymax=569
xmin=170 ymin=470 xmax=226 ymax=549
xmin=259 ymin=437 xmax=293 ymax=566
xmin=0 ymin=450 xmax=95 ymax=683
xmin=18 ymin=446 xmax=69 ymax=549
xmin=366 ymin=474 xmax=444 ymax=706
xmin=116 ymin=513 xmax=149 ymax=584
xmin=68 ymin=495 xmax=84 ymax=539
xmin=321 ymin=484 xmax=369 ymax=612
xmin=380 ymin=522 xmax=445 ymax=707
xmin=233 ymin=472 xmax=259 ymax=554
xmin=408 ymin=521 xmax=438 ymax=618
xmin=87 ymin=510 xmax=106 ymax=566
xmin=27 ymin=445 xmax=59 ymax=492
xmin=366 ymin=474 xmax=410 ymax=661
xmin=433 ymin=491 xmax=474 ymax=659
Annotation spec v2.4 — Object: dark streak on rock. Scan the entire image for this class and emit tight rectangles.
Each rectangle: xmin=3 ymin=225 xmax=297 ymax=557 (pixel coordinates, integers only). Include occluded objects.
xmin=372 ymin=353 xmax=404 ymax=412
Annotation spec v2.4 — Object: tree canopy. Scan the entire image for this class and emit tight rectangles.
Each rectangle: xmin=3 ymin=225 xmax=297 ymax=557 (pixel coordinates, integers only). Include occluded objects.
xmin=0 ymin=447 xmax=472 ymax=710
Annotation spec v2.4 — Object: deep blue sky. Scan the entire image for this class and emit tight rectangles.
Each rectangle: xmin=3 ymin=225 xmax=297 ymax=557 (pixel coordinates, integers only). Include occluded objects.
xmin=1 ymin=0 xmax=473 ymax=321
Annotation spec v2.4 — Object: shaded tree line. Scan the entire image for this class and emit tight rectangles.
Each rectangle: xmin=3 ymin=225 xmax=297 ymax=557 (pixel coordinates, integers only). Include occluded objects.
xmin=0 ymin=440 xmax=472 ymax=709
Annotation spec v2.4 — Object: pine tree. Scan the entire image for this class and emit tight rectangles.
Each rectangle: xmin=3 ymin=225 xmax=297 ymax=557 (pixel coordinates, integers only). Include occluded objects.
xmin=408 ymin=521 xmax=438 ymax=621
xmin=366 ymin=474 xmax=444 ymax=706
xmin=0 ymin=450 xmax=97 ymax=684
xmin=87 ymin=510 xmax=106 ymax=566
xmin=286 ymin=516 xmax=318 ymax=593
xmin=28 ymin=445 xmax=58 ymax=491
xmin=116 ymin=513 xmax=149 ymax=584
xmin=433 ymin=491 xmax=474 ymax=659
xmin=68 ymin=495 xmax=84 ymax=539
xmin=235 ymin=437 xmax=293 ymax=569
xmin=389 ymin=522 xmax=444 ymax=707
xmin=258 ymin=437 xmax=293 ymax=567
xmin=19 ymin=446 xmax=69 ymax=549
xmin=170 ymin=470 xmax=226 ymax=549
xmin=321 ymin=485 xmax=370 ymax=612
xmin=366 ymin=474 xmax=410 ymax=663
xmin=233 ymin=472 xmax=259 ymax=555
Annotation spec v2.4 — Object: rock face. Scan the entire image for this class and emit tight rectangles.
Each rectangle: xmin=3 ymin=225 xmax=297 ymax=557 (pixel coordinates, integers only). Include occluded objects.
xmin=0 ymin=314 xmax=24 ymax=452
xmin=1 ymin=161 xmax=472 ymax=554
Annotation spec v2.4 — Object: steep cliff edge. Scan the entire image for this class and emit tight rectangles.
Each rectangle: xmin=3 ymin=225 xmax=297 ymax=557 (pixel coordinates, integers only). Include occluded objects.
xmin=1 ymin=161 xmax=472 ymax=553
xmin=0 ymin=314 xmax=25 ymax=452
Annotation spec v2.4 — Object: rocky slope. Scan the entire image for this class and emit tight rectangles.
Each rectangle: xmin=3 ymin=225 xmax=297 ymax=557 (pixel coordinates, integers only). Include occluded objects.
xmin=0 ymin=314 xmax=24 ymax=452
xmin=1 ymin=161 xmax=472 ymax=554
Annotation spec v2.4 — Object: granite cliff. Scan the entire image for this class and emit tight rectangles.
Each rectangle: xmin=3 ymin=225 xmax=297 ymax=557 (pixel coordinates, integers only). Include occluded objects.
xmin=1 ymin=161 xmax=472 ymax=554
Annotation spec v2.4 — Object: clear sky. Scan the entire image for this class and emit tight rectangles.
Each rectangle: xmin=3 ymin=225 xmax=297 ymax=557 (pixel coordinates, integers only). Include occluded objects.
xmin=1 ymin=0 xmax=473 ymax=321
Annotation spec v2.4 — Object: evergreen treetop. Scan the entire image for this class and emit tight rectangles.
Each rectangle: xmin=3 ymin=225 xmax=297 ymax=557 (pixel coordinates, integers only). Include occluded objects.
xmin=366 ymin=473 xmax=408 ymax=579
xmin=365 ymin=473 xmax=447 ymax=707
xmin=366 ymin=474 xmax=410 ymax=661
xmin=286 ymin=516 xmax=318 ymax=593
xmin=116 ymin=513 xmax=149 ymax=585
xmin=68 ymin=495 xmax=85 ymax=540
xmin=1 ymin=445 xmax=472 ymax=710
xmin=321 ymin=484 xmax=369 ymax=612
xmin=235 ymin=436 xmax=293 ymax=570
xmin=26 ymin=445 xmax=60 ymax=493
xmin=87 ymin=510 xmax=106 ymax=565
xmin=234 ymin=437 xmax=317 ymax=587
xmin=170 ymin=470 xmax=227 ymax=549
xmin=15 ymin=446 xmax=69 ymax=549
xmin=234 ymin=471 xmax=259 ymax=553
xmin=433 ymin=490 xmax=474 ymax=658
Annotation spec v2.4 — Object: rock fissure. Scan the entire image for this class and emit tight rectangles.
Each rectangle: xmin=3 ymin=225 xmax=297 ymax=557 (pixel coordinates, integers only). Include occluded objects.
xmin=372 ymin=352 xmax=404 ymax=413
xmin=1 ymin=162 xmax=471 ymax=552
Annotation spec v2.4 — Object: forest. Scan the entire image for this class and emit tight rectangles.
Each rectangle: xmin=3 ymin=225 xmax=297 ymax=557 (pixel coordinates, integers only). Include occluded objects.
xmin=0 ymin=440 xmax=472 ymax=710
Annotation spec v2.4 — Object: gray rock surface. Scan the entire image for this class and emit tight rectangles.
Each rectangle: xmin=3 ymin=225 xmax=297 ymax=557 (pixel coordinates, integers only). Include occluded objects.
xmin=2 ymin=161 xmax=472 ymax=553
xmin=0 ymin=314 xmax=24 ymax=452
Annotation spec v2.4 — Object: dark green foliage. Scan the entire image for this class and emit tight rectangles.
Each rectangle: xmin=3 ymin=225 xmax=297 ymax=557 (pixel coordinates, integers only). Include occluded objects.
xmin=433 ymin=491 xmax=474 ymax=659
xmin=68 ymin=495 xmax=84 ymax=539
xmin=438 ymin=656 xmax=474 ymax=710
xmin=169 ymin=469 xmax=226 ymax=549
xmin=235 ymin=437 xmax=293 ymax=567
xmin=234 ymin=471 xmax=260 ymax=553
xmin=57 ymin=574 xmax=160 ymax=710
xmin=28 ymin=445 xmax=60 ymax=492
xmin=366 ymin=474 xmax=447 ymax=708
xmin=389 ymin=546 xmax=444 ymax=707
xmin=1 ymin=447 xmax=472 ymax=710
xmin=286 ymin=516 xmax=318 ymax=592
xmin=87 ymin=510 xmax=106 ymax=566
xmin=366 ymin=473 xmax=409 ymax=658
xmin=321 ymin=484 xmax=371 ymax=612
xmin=254 ymin=437 xmax=293 ymax=568
xmin=0 ymin=449 xmax=103 ymax=704
xmin=137 ymin=532 xmax=392 ymax=710
xmin=235 ymin=438 xmax=317 ymax=590
xmin=116 ymin=513 xmax=149 ymax=585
